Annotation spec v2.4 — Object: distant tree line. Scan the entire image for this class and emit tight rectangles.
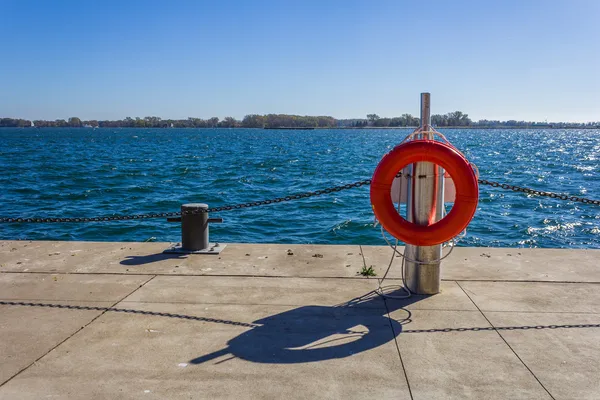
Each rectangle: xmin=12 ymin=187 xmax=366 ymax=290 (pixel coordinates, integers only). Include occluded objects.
xmin=0 ymin=118 xmax=33 ymax=127
xmin=242 ymin=114 xmax=336 ymax=128
xmin=342 ymin=113 xmax=421 ymax=127
xmin=1 ymin=114 xmax=598 ymax=129
xmin=339 ymin=112 xmax=600 ymax=129
xmin=0 ymin=114 xmax=337 ymax=129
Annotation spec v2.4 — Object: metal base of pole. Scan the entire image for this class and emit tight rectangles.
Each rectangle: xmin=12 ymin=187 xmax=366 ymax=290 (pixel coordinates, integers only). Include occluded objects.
xmin=404 ymin=245 xmax=441 ymax=294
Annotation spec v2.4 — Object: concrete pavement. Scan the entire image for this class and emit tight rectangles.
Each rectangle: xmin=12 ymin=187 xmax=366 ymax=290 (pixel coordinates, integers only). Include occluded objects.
xmin=1 ymin=241 xmax=599 ymax=399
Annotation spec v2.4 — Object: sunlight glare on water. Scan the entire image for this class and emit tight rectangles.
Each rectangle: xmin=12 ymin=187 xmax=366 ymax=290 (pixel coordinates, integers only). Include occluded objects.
xmin=0 ymin=128 xmax=598 ymax=248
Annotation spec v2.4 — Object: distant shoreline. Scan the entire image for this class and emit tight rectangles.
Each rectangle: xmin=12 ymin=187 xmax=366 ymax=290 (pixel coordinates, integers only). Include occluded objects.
xmin=2 ymin=113 xmax=598 ymax=130
xmin=298 ymin=126 xmax=600 ymax=130
xmin=1 ymin=126 xmax=598 ymax=130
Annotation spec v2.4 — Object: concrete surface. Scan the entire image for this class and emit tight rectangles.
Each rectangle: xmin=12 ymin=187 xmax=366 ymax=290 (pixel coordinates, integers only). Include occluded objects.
xmin=2 ymin=240 xmax=599 ymax=282
xmin=0 ymin=241 xmax=599 ymax=399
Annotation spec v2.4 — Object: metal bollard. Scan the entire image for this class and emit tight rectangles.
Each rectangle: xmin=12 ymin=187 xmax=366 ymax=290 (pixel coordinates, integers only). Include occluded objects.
xmin=163 ymin=203 xmax=226 ymax=254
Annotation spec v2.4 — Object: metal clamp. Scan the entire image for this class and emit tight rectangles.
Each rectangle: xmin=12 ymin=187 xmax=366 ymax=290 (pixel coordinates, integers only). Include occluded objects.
xmin=163 ymin=203 xmax=226 ymax=254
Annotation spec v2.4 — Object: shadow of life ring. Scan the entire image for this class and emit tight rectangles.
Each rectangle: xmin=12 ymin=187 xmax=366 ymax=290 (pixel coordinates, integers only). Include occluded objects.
xmin=370 ymin=140 xmax=478 ymax=246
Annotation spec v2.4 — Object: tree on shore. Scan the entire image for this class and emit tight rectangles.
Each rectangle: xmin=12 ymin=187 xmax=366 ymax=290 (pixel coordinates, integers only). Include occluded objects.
xmin=431 ymin=112 xmax=472 ymax=127
xmin=68 ymin=117 xmax=82 ymax=127
xmin=1 ymin=118 xmax=31 ymax=127
xmin=242 ymin=114 xmax=265 ymax=128
xmin=367 ymin=114 xmax=380 ymax=124
xmin=219 ymin=117 xmax=240 ymax=128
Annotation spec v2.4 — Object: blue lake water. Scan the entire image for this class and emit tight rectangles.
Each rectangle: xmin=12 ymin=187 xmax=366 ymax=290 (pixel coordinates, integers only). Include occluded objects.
xmin=1 ymin=128 xmax=599 ymax=248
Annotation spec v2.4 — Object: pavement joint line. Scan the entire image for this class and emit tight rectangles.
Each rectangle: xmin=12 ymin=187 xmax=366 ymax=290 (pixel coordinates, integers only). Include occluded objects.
xmin=117 ymin=300 xmax=386 ymax=309
xmin=0 ymin=271 xmax=381 ymax=280
xmin=0 ymin=299 xmax=379 ymax=308
xmin=480 ymin=310 xmax=600 ymax=315
xmin=382 ymin=296 xmax=414 ymax=400
xmin=118 ymin=302 xmax=494 ymax=314
xmin=0 ymin=274 xmax=158 ymax=389
xmin=0 ymin=298 xmax=388 ymax=308
xmin=118 ymin=302 xmax=473 ymax=312
xmin=359 ymin=244 xmax=368 ymax=270
xmin=455 ymin=280 xmax=557 ymax=400
xmin=453 ymin=279 xmax=600 ymax=284
xmin=2 ymin=270 xmax=600 ymax=284
xmin=0 ymin=299 xmax=130 ymax=304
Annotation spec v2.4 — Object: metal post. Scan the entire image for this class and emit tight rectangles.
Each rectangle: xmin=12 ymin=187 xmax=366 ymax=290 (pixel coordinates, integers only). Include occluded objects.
xmin=182 ymin=203 xmax=210 ymax=251
xmin=164 ymin=203 xmax=226 ymax=254
xmin=405 ymin=93 xmax=444 ymax=294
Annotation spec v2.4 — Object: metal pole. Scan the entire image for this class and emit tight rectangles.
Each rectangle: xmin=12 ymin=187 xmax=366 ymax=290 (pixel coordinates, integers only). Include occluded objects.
xmin=182 ymin=203 xmax=210 ymax=251
xmin=405 ymin=93 xmax=444 ymax=294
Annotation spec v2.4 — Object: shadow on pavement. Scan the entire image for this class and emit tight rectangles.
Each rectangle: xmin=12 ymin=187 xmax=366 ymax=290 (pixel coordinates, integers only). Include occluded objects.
xmin=190 ymin=290 xmax=420 ymax=364
xmin=3 ymin=294 xmax=598 ymax=365
xmin=120 ymin=252 xmax=187 ymax=266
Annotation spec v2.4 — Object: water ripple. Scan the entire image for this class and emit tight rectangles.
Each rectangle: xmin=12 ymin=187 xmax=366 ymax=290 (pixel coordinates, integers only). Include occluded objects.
xmin=0 ymin=128 xmax=599 ymax=248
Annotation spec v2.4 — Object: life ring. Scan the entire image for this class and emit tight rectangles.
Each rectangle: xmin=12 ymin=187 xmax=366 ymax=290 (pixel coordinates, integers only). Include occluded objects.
xmin=370 ymin=140 xmax=478 ymax=246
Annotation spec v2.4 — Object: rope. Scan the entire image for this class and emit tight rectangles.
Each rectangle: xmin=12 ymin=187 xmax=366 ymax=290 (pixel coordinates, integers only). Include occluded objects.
xmin=376 ymin=178 xmax=411 ymax=299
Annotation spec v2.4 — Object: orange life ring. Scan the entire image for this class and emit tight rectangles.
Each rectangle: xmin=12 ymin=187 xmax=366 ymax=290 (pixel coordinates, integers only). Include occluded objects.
xmin=370 ymin=140 xmax=478 ymax=246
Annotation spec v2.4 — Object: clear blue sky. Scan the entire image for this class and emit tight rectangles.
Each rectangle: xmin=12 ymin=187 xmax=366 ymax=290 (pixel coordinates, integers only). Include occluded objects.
xmin=1 ymin=0 xmax=598 ymax=122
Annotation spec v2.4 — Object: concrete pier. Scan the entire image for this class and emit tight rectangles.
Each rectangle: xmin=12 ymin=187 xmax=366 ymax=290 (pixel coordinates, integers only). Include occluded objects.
xmin=1 ymin=240 xmax=599 ymax=399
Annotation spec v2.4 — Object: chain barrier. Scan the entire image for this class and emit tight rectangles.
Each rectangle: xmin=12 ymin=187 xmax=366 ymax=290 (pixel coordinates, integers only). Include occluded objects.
xmin=0 ymin=174 xmax=598 ymax=223
xmin=0 ymin=178 xmax=373 ymax=223
xmin=402 ymin=323 xmax=600 ymax=334
xmin=477 ymin=179 xmax=600 ymax=205
xmin=199 ymin=178 xmax=373 ymax=214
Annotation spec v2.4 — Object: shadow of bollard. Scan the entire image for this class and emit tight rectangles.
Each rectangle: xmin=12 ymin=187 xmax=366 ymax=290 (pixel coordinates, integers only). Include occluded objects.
xmin=120 ymin=253 xmax=187 ymax=266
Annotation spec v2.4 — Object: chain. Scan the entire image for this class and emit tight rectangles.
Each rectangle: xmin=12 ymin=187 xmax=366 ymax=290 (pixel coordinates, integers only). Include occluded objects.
xmin=402 ymin=323 xmax=600 ymax=334
xmin=0 ymin=178 xmax=374 ymax=223
xmin=0 ymin=211 xmax=183 ymax=224
xmin=477 ymin=179 xmax=600 ymax=205
xmin=199 ymin=178 xmax=373 ymax=214
xmin=1 ymin=174 xmax=598 ymax=223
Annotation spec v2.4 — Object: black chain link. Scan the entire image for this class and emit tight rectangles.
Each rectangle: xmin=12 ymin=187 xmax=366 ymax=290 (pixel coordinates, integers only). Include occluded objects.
xmin=477 ymin=179 xmax=600 ymax=205
xmin=0 ymin=178 xmax=374 ymax=223
xmin=0 ymin=211 xmax=183 ymax=224
xmin=1 ymin=174 xmax=598 ymax=223
xmin=198 ymin=178 xmax=373 ymax=214
xmin=402 ymin=323 xmax=600 ymax=334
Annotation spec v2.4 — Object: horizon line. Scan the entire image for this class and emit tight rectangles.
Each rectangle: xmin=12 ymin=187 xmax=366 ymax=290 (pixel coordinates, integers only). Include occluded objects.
xmin=2 ymin=115 xmax=599 ymax=125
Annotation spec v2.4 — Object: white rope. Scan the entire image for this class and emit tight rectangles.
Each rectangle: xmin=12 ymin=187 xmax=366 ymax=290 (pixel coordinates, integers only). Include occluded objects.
xmin=376 ymin=228 xmax=411 ymax=299
xmin=380 ymin=224 xmax=458 ymax=263
xmin=376 ymin=174 xmax=411 ymax=299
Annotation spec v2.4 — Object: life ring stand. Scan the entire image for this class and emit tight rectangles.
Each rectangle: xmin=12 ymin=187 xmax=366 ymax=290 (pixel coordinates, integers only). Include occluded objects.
xmin=370 ymin=140 xmax=478 ymax=246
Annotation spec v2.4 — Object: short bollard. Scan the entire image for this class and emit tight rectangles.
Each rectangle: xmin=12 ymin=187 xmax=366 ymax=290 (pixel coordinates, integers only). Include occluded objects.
xmin=163 ymin=203 xmax=226 ymax=254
